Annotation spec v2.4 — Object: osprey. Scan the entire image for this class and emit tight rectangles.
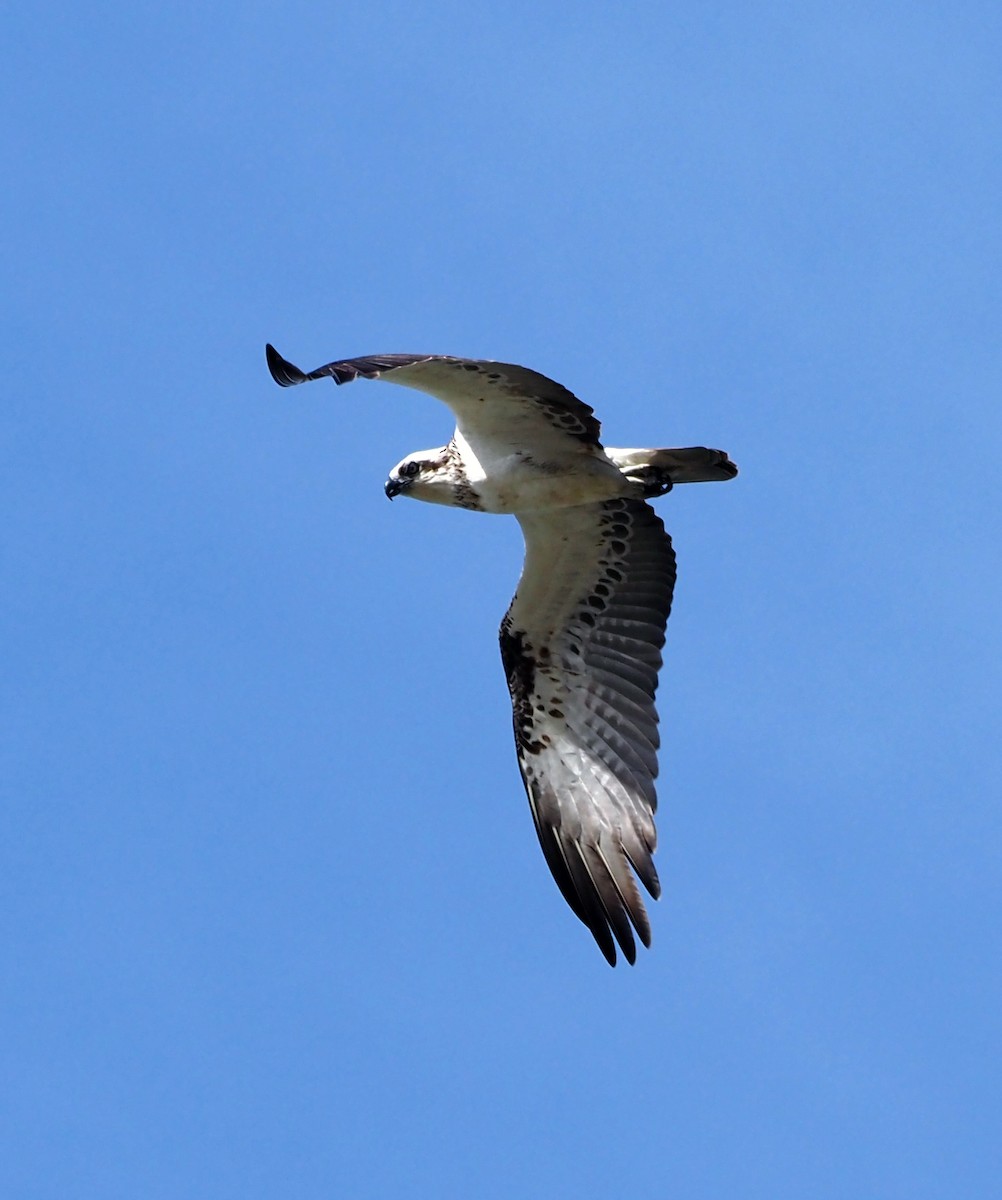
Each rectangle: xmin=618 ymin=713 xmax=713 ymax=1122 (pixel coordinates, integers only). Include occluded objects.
xmin=266 ymin=344 xmax=737 ymax=965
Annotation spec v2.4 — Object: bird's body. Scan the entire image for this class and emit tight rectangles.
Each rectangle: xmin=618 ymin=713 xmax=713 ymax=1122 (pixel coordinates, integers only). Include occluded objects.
xmin=266 ymin=344 xmax=736 ymax=965
xmin=406 ymin=427 xmax=632 ymax=513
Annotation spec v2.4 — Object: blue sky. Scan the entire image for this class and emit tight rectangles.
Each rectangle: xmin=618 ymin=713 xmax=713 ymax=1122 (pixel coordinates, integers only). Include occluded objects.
xmin=4 ymin=2 xmax=1001 ymax=1196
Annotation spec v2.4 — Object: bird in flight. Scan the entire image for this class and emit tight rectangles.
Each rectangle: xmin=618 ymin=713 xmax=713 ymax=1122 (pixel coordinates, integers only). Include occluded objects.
xmin=266 ymin=344 xmax=736 ymax=965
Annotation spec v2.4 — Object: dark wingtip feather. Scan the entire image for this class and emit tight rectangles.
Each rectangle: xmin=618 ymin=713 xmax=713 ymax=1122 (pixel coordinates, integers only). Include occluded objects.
xmin=265 ymin=344 xmax=309 ymax=387
xmin=712 ymin=450 xmax=739 ymax=479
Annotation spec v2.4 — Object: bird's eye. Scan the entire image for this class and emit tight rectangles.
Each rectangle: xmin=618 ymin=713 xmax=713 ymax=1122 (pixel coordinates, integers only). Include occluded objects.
xmin=401 ymin=461 xmax=421 ymax=478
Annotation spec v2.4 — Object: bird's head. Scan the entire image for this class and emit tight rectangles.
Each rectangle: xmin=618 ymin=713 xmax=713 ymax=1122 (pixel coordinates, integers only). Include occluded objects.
xmin=385 ymin=447 xmax=457 ymax=505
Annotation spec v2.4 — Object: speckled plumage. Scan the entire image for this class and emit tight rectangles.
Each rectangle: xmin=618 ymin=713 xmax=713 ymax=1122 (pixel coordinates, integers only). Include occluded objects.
xmin=266 ymin=343 xmax=736 ymax=964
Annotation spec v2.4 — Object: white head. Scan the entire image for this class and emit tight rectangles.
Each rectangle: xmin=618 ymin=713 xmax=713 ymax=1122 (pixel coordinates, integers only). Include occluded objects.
xmin=384 ymin=445 xmax=480 ymax=509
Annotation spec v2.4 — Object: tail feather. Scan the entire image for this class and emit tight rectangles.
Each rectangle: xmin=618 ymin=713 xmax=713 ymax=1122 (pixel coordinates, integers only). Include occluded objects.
xmin=606 ymin=446 xmax=738 ymax=485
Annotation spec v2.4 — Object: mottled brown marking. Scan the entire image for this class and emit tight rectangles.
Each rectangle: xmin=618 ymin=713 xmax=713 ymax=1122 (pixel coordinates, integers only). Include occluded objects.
xmin=499 ymin=620 xmax=546 ymax=755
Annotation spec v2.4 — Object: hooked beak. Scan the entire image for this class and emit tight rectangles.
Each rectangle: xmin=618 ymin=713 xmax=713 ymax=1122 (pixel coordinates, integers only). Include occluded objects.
xmin=384 ymin=477 xmax=407 ymax=500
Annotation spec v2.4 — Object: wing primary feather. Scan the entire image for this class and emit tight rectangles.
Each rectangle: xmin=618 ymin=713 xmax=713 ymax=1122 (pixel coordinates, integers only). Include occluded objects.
xmin=561 ymin=839 xmax=619 ymax=967
xmin=529 ymin=799 xmax=591 ymax=925
xmin=593 ymin=842 xmax=653 ymax=948
xmin=529 ymin=806 xmax=618 ymax=965
xmin=577 ymin=842 xmax=638 ymax=965
xmin=265 ymin=344 xmax=310 ymax=387
xmin=623 ymin=842 xmax=662 ymax=900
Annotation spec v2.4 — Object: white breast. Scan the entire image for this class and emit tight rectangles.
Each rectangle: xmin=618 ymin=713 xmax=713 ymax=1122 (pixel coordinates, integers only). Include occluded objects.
xmin=453 ymin=430 xmax=630 ymax=514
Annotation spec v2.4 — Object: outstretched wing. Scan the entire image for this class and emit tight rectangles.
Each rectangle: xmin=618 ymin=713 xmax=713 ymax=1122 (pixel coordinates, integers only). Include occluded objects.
xmin=500 ymin=497 xmax=676 ymax=965
xmin=266 ymin=344 xmax=604 ymax=455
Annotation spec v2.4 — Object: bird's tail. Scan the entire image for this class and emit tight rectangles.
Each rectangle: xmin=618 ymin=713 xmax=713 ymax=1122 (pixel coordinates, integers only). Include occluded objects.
xmin=606 ymin=446 xmax=738 ymax=484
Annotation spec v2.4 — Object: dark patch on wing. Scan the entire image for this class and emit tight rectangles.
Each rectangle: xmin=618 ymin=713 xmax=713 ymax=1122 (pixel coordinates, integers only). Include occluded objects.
xmin=500 ymin=620 xmax=545 ymax=757
xmin=500 ymin=618 xmax=596 ymax=939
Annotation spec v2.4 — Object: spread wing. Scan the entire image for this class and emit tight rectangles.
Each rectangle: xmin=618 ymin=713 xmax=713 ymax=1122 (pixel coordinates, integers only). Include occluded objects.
xmin=500 ymin=497 xmax=676 ymax=965
xmin=266 ymin=344 xmax=604 ymax=455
